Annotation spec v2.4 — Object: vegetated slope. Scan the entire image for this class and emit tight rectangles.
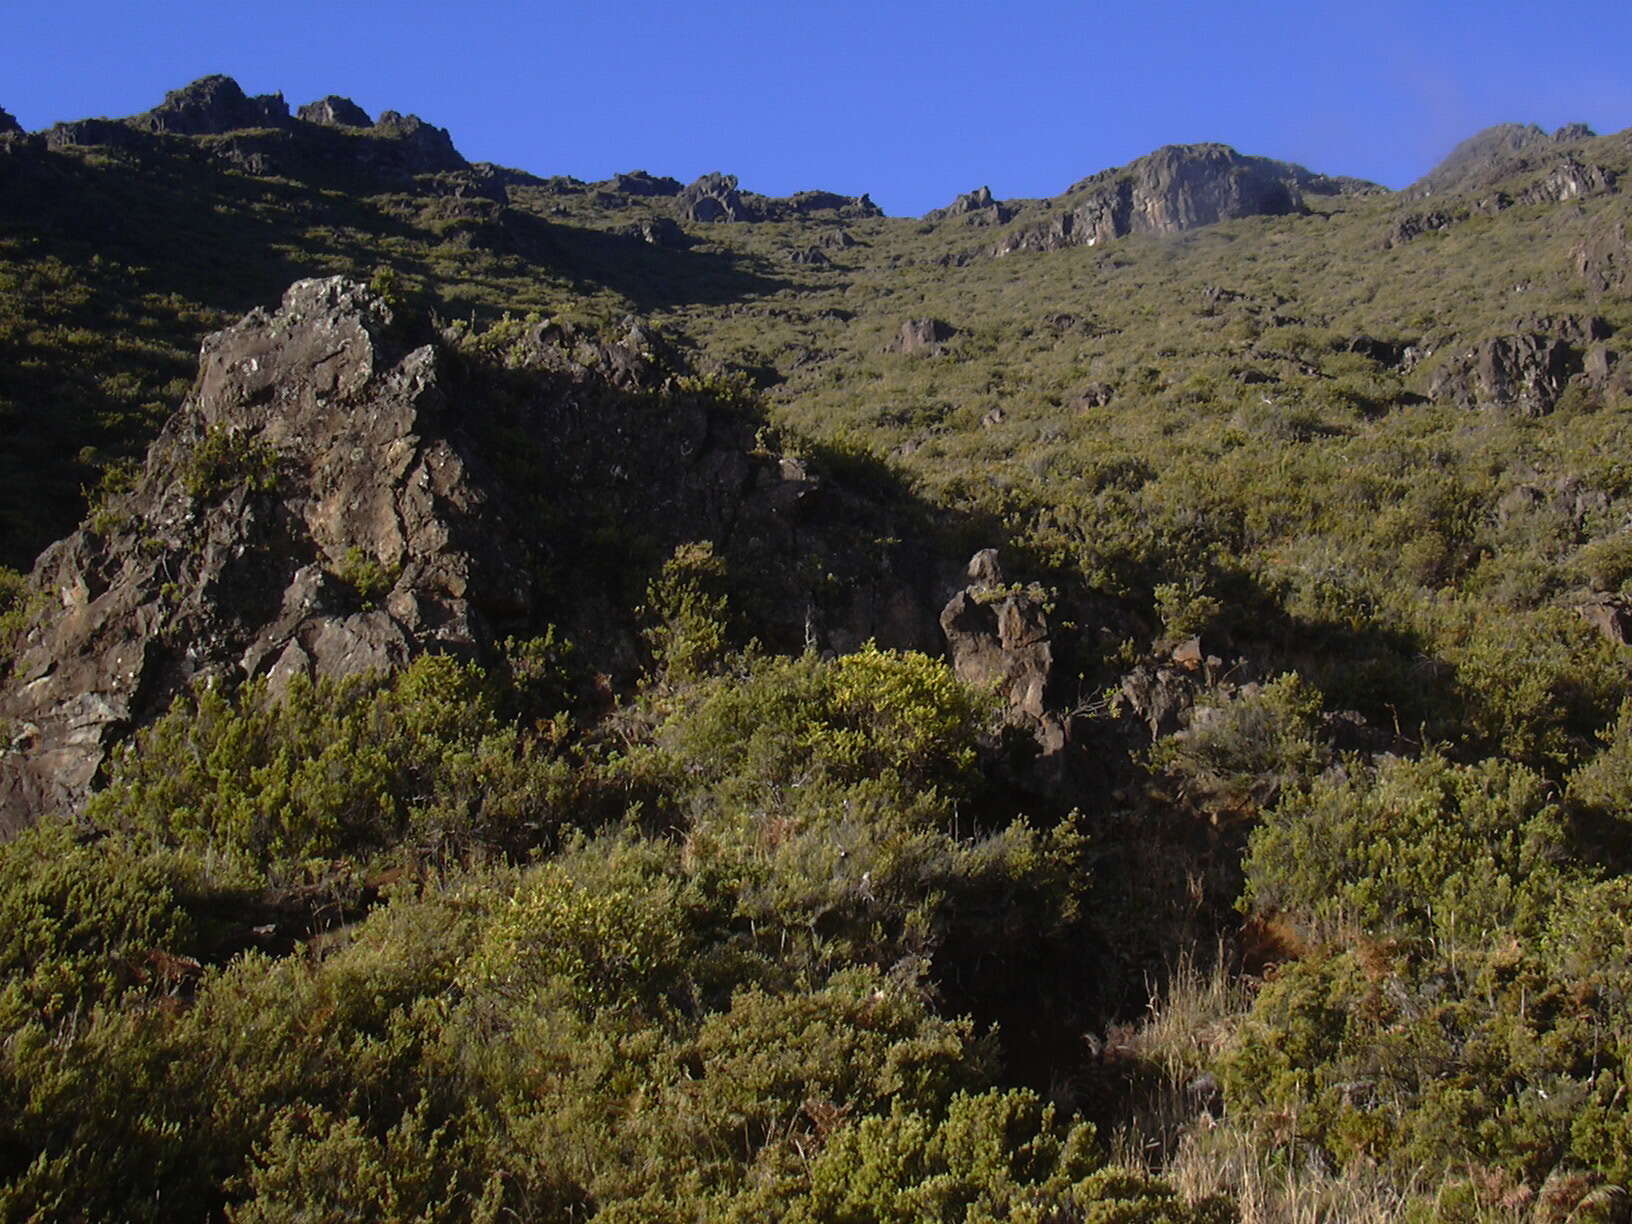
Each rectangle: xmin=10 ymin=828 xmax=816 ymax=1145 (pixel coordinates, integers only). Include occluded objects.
xmin=4 ymin=77 xmax=1632 ymax=1218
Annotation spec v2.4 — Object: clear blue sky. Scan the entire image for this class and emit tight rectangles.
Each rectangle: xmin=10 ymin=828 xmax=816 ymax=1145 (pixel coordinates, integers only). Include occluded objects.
xmin=7 ymin=1 xmax=1632 ymax=216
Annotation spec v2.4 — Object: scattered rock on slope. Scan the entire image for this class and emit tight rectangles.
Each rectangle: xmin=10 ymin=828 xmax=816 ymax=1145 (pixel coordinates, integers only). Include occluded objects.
xmin=889 ymin=318 xmax=959 ymax=353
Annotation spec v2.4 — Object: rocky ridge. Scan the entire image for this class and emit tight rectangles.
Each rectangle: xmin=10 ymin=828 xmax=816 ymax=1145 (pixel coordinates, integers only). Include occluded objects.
xmin=0 ymin=278 xmax=1015 ymax=833
xmin=993 ymin=143 xmax=1369 ymax=256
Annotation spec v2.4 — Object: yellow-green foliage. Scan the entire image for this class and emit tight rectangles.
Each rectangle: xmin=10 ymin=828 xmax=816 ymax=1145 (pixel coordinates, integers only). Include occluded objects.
xmin=666 ymin=643 xmax=990 ymax=799
xmin=182 ymin=423 xmax=279 ymax=500
xmin=88 ymin=654 xmax=574 ymax=867
xmin=1243 ymin=749 xmax=1567 ymax=941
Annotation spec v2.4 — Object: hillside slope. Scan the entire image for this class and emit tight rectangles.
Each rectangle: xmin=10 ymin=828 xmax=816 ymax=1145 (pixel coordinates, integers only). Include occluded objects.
xmin=3 ymin=78 xmax=1632 ymax=1219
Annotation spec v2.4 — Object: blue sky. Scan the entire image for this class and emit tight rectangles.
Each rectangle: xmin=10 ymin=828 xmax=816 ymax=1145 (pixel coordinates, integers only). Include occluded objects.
xmin=7 ymin=1 xmax=1632 ymax=216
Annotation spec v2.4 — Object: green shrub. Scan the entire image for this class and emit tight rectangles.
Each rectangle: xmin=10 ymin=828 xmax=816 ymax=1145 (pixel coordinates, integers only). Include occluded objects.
xmin=88 ymin=655 xmax=574 ymax=868
xmin=1243 ymin=750 xmax=1568 ymax=942
xmin=183 ymin=423 xmax=279 ymax=500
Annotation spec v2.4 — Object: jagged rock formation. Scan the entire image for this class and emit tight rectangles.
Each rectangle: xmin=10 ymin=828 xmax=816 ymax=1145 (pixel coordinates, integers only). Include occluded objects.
xmin=995 ymin=144 xmax=1357 ymax=256
xmin=0 ymin=278 xmax=956 ymax=833
xmin=678 ymin=172 xmax=752 ymax=222
xmin=297 ymin=95 xmax=373 ymax=128
xmin=132 ymin=75 xmax=290 ymax=135
xmin=926 ymin=186 xmax=1012 ymax=225
xmin=609 ymin=170 xmax=682 ymax=196
xmin=0 ymin=278 xmax=527 ymax=828
xmin=939 ymin=550 xmax=1068 ymax=775
xmin=0 ymin=106 xmax=21 ymax=138
xmin=369 ymin=111 xmax=464 ymax=173
xmin=1411 ymin=122 xmax=1598 ymax=197
xmin=1428 ymin=315 xmax=1610 ymax=415
xmin=43 ymin=75 xmax=467 ymax=181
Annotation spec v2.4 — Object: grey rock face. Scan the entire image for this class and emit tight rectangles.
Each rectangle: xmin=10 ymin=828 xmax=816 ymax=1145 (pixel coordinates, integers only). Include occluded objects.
xmin=1411 ymin=122 xmax=1598 ymax=198
xmin=0 ymin=106 xmax=20 ymax=137
xmin=678 ymin=172 xmax=753 ymax=222
xmin=889 ymin=318 xmax=959 ymax=354
xmin=298 ymin=95 xmax=373 ymax=127
xmin=926 ymin=185 xmax=1012 ymax=224
xmin=995 ymin=144 xmax=1320 ymax=256
xmin=0 ymin=278 xmax=527 ymax=831
xmin=134 ymin=75 xmax=290 ymax=135
xmin=1427 ymin=321 xmax=1604 ymax=416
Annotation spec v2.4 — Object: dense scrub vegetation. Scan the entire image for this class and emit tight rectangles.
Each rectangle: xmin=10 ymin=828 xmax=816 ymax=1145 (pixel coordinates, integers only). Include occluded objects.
xmin=5 ymin=98 xmax=1632 ymax=1217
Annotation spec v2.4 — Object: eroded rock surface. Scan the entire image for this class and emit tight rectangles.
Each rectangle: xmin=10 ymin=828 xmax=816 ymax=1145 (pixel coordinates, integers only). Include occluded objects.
xmin=1428 ymin=317 xmax=1610 ymax=416
xmin=0 ymin=279 xmax=527 ymax=828
xmin=0 ymin=279 xmax=958 ymax=833
xmin=995 ymin=144 xmax=1349 ymax=256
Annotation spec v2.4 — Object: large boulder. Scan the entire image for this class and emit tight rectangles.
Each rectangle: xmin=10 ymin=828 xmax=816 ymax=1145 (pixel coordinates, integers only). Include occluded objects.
xmin=889 ymin=318 xmax=959 ymax=354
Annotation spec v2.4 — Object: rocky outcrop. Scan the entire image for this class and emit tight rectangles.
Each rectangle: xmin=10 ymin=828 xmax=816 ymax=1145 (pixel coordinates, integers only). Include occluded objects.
xmin=622 ymin=217 xmax=688 ymax=247
xmin=767 ymin=190 xmax=882 ymax=220
xmin=0 ymin=106 xmax=21 ymax=137
xmin=1576 ymin=594 xmax=1632 ymax=647
xmin=995 ymin=145 xmax=1341 ymax=256
xmin=0 ymin=278 xmax=531 ymax=828
xmin=678 ymin=172 xmax=753 ymax=223
xmin=297 ymin=95 xmax=372 ymax=128
xmin=940 ymin=551 xmax=1066 ymax=770
xmin=1411 ymin=122 xmax=1597 ymax=198
xmin=1383 ymin=209 xmax=1458 ymax=248
xmin=1575 ymin=218 xmax=1632 ymax=296
xmin=926 ymin=186 xmax=1012 ymax=225
xmin=889 ymin=318 xmax=959 ymax=354
xmin=134 ymin=75 xmax=291 ymax=135
xmin=369 ymin=111 xmax=465 ymax=173
xmin=0 ymin=278 xmax=960 ymax=833
xmin=1511 ymin=156 xmax=1616 ymax=205
xmin=609 ymin=170 xmax=682 ymax=196
xmin=1428 ymin=317 xmax=1608 ymax=416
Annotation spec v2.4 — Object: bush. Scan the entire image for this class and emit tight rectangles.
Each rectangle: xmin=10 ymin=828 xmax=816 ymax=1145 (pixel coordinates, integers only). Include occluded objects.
xmin=88 ymin=655 xmax=575 ymax=868
xmin=1242 ymin=750 xmax=1567 ymax=942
